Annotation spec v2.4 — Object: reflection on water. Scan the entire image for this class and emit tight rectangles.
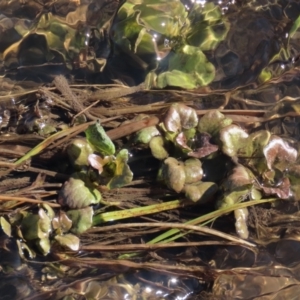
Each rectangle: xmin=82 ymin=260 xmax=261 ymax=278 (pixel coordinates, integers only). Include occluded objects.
xmin=1 ymin=0 xmax=300 ymax=91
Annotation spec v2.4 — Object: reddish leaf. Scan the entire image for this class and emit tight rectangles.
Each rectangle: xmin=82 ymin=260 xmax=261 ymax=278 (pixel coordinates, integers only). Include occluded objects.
xmin=261 ymin=177 xmax=290 ymax=199
xmin=175 ymin=132 xmax=192 ymax=151
xmin=188 ymin=144 xmax=218 ymax=158
xmin=263 ymin=136 xmax=297 ymax=170
xmin=88 ymin=154 xmax=104 ymax=174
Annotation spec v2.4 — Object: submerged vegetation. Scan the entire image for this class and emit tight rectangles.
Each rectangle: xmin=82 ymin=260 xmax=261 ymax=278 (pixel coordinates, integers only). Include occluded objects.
xmin=2 ymin=0 xmax=300 ymax=299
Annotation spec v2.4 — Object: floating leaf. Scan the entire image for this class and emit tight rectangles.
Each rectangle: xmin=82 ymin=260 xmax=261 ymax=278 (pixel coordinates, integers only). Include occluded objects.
xmin=58 ymin=172 xmax=102 ymax=209
xmin=184 ymin=181 xmax=218 ymax=203
xmin=52 ymin=211 xmax=72 ymax=233
xmin=67 ymin=206 xmax=93 ymax=234
xmin=21 ymin=209 xmax=52 ymax=241
xmin=250 ymin=130 xmax=271 ymax=154
xmin=134 ymin=126 xmax=161 ymax=145
xmin=17 ymin=240 xmax=36 ymax=259
xmin=156 ymin=45 xmax=215 ymax=89
xmin=42 ymin=203 xmax=55 ymax=220
xmin=183 ymin=127 xmax=196 ymax=141
xmin=188 ymin=144 xmax=218 ymax=158
xmin=55 ymin=234 xmax=80 ymax=251
xmin=149 ymin=136 xmax=169 ymax=160
xmin=0 ymin=217 xmax=11 ymax=237
xmin=189 ymin=132 xmax=219 ymax=158
xmin=164 ymin=103 xmax=198 ymax=132
xmin=263 ymin=136 xmax=297 ymax=170
xmin=220 ymin=124 xmax=252 ymax=158
xmin=217 ymin=165 xmax=255 ymax=208
xmin=223 ymin=165 xmax=254 ymax=191
xmin=107 ymin=149 xmax=133 ymax=189
xmin=261 ymin=177 xmax=290 ymax=199
xmin=85 ymin=120 xmax=115 ymax=156
xmin=67 ymin=138 xmax=94 ymax=168
xmin=184 ymin=158 xmax=203 ymax=184
xmin=175 ymin=132 xmax=192 ymax=152
xmin=162 ymin=157 xmax=186 ymax=193
xmin=197 ymin=110 xmax=232 ymax=137
xmin=88 ymin=154 xmax=104 ymax=174
xmin=36 ymin=237 xmax=51 ymax=256
xmin=185 ymin=3 xmax=229 ymax=51
xmin=134 ymin=0 xmax=187 ymax=37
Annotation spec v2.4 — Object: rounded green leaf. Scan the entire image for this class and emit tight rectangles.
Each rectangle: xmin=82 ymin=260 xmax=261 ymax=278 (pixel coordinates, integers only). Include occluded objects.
xmin=52 ymin=211 xmax=72 ymax=233
xmin=0 ymin=217 xmax=11 ymax=237
xmin=21 ymin=209 xmax=52 ymax=241
xmin=198 ymin=110 xmax=232 ymax=137
xmin=58 ymin=172 xmax=102 ymax=209
xmin=156 ymin=45 xmax=215 ymax=89
xmin=55 ymin=234 xmax=80 ymax=251
xmin=220 ymin=124 xmax=252 ymax=158
xmin=184 ymin=181 xmax=217 ymax=203
xmin=135 ymin=126 xmax=161 ymax=145
xmin=36 ymin=237 xmax=51 ymax=256
xmin=164 ymin=103 xmax=198 ymax=132
xmin=184 ymin=158 xmax=203 ymax=184
xmin=149 ymin=136 xmax=169 ymax=160
xmin=107 ymin=149 xmax=133 ymax=189
xmin=162 ymin=157 xmax=186 ymax=193
xmin=67 ymin=207 xmax=94 ymax=234
xmin=67 ymin=138 xmax=94 ymax=168
xmin=85 ymin=120 xmax=115 ymax=156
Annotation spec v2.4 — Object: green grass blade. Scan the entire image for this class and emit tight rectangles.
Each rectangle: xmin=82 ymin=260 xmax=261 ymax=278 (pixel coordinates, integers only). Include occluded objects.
xmin=93 ymin=200 xmax=183 ymax=225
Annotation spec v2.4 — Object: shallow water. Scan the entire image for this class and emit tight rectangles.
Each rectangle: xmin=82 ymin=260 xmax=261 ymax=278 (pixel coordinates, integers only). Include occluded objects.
xmin=1 ymin=0 xmax=300 ymax=299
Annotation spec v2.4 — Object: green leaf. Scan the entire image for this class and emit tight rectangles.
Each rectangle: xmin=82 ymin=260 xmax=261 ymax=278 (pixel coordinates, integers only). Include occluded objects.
xmin=85 ymin=120 xmax=115 ymax=156
xmin=107 ymin=149 xmax=133 ymax=189
xmin=162 ymin=157 xmax=186 ymax=193
xmin=55 ymin=234 xmax=80 ymax=251
xmin=217 ymin=165 xmax=255 ymax=208
xmin=134 ymin=0 xmax=187 ymax=37
xmin=184 ymin=158 xmax=203 ymax=184
xmin=184 ymin=181 xmax=217 ymax=203
xmin=156 ymin=45 xmax=215 ymax=89
xmin=157 ymin=70 xmax=197 ymax=89
xmin=185 ymin=3 xmax=229 ymax=51
xmin=58 ymin=172 xmax=102 ymax=209
xmin=220 ymin=124 xmax=252 ymax=158
xmin=67 ymin=207 xmax=94 ymax=234
xmin=149 ymin=136 xmax=169 ymax=160
xmin=198 ymin=110 xmax=232 ymax=137
xmin=164 ymin=103 xmax=198 ymax=132
xmin=0 ymin=217 xmax=11 ymax=237
xmin=67 ymin=138 xmax=94 ymax=168
xmin=21 ymin=209 xmax=52 ymax=241
xmin=289 ymin=15 xmax=300 ymax=37
xmin=52 ymin=211 xmax=72 ymax=233
xmin=134 ymin=126 xmax=161 ymax=144
xmin=36 ymin=237 xmax=51 ymax=256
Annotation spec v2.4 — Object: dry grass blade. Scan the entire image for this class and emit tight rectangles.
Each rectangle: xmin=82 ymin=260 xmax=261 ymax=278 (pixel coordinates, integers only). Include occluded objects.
xmin=87 ymin=222 xmax=255 ymax=247
xmin=81 ymin=241 xmax=245 ymax=251
xmin=0 ymin=195 xmax=60 ymax=207
xmin=56 ymin=257 xmax=210 ymax=277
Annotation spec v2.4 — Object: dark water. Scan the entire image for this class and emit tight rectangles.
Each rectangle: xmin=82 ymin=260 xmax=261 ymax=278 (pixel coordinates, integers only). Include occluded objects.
xmin=2 ymin=0 xmax=300 ymax=299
